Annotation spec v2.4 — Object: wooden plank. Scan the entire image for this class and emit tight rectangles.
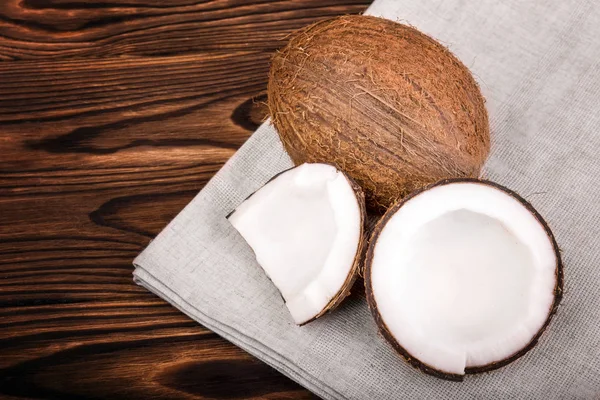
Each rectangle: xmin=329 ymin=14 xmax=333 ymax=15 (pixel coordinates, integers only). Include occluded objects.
xmin=0 ymin=1 xmax=370 ymax=398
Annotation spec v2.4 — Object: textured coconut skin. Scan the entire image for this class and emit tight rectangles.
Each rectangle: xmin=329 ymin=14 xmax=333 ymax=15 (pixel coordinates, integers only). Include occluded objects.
xmin=268 ymin=15 xmax=490 ymax=212
xmin=227 ymin=164 xmax=367 ymax=326
xmin=364 ymin=179 xmax=564 ymax=381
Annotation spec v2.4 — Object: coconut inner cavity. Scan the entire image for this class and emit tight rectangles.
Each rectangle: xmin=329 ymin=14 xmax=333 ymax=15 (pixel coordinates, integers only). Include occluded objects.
xmin=229 ymin=163 xmax=362 ymax=325
xmin=370 ymin=183 xmax=557 ymax=375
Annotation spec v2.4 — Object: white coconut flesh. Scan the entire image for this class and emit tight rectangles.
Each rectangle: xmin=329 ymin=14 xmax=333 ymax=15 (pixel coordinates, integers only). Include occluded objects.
xmin=369 ymin=181 xmax=558 ymax=376
xmin=228 ymin=163 xmax=362 ymax=325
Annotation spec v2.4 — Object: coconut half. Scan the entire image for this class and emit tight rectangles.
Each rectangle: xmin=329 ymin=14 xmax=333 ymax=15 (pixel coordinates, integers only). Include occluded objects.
xmin=365 ymin=179 xmax=563 ymax=380
xmin=228 ymin=163 xmax=365 ymax=325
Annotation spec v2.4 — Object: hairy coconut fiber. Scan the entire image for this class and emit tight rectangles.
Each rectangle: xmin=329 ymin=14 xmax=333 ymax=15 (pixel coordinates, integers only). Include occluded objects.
xmin=268 ymin=15 xmax=490 ymax=211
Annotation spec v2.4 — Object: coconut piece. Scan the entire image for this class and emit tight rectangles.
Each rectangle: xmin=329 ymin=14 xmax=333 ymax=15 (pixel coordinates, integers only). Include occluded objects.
xmin=228 ymin=163 xmax=365 ymax=325
xmin=365 ymin=179 xmax=563 ymax=380
xmin=268 ymin=15 xmax=490 ymax=212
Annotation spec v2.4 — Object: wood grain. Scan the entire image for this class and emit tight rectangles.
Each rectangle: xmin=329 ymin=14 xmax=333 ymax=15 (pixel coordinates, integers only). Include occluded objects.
xmin=0 ymin=1 xmax=370 ymax=398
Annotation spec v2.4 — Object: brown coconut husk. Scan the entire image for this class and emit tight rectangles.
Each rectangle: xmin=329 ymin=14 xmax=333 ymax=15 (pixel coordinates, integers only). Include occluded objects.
xmin=363 ymin=179 xmax=564 ymax=380
xmin=268 ymin=15 xmax=490 ymax=212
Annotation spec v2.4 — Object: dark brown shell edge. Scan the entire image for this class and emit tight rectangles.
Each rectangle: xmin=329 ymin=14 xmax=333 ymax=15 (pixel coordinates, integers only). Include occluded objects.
xmin=363 ymin=178 xmax=564 ymax=381
xmin=226 ymin=163 xmax=367 ymax=326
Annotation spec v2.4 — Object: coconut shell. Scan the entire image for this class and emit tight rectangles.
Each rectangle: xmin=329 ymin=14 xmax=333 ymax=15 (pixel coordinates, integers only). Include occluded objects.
xmin=268 ymin=15 xmax=490 ymax=212
xmin=227 ymin=164 xmax=367 ymax=325
xmin=364 ymin=179 xmax=563 ymax=380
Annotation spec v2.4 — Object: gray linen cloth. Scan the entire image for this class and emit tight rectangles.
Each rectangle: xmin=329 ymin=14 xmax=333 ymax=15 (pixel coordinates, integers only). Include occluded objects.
xmin=134 ymin=0 xmax=600 ymax=398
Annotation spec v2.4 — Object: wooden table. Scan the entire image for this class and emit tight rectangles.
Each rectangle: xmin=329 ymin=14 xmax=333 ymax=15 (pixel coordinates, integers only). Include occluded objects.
xmin=0 ymin=1 xmax=370 ymax=398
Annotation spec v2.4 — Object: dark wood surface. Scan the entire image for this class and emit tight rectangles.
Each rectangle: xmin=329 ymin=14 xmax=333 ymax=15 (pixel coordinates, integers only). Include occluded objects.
xmin=0 ymin=1 xmax=370 ymax=399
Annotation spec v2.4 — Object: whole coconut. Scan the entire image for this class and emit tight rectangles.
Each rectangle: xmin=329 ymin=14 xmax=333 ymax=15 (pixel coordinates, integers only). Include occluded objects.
xmin=268 ymin=15 xmax=490 ymax=211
